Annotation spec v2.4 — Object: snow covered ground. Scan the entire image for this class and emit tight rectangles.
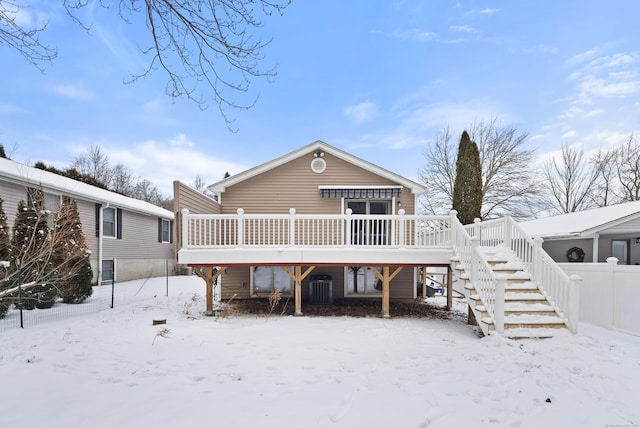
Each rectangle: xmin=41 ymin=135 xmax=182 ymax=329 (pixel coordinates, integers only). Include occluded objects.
xmin=1 ymin=276 xmax=639 ymax=428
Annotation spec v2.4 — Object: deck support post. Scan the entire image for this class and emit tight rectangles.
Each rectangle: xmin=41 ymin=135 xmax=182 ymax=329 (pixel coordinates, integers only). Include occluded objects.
xmin=193 ymin=266 xmax=227 ymax=315
xmin=371 ymin=266 xmax=403 ymax=319
xmin=282 ymin=265 xmax=315 ymax=316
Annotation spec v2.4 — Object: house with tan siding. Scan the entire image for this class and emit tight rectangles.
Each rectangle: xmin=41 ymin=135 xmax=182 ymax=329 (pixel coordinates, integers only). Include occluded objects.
xmin=175 ymin=141 xmax=581 ymax=338
xmin=0 ymin=156 xmax=175 ymax=283
xmin=175 ymin=141 xmax=430 ymax=310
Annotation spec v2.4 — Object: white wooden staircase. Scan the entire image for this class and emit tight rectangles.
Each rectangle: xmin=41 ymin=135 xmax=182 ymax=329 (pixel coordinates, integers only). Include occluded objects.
xmin=450 ymin=214 xmax=580 ymax=339
xmin=455 ymin=246 xmax=572 ymax=338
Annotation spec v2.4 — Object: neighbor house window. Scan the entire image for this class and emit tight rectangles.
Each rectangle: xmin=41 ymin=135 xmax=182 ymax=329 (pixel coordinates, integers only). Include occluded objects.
xmin=103 ymin=207 xmax=116 ymax=238
xmin=159 ymin=218 xmax=172 ymax=243
xmin=252 ymin=266 xmax=293 ymax=295
xmin=95 ymin=204 xmax=122 ymax=239
xmin=345 ymin=266 xmax=382 ymax=295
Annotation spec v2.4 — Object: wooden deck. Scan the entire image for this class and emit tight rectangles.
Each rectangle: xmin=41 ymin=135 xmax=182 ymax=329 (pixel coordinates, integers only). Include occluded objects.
xmin=177 ymin=208 xmax=457 ymax=267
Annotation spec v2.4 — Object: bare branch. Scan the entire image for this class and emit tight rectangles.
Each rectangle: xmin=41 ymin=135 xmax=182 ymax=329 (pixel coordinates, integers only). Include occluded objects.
xmin=0 ymin=1 xmax=57 ymax=71
xmin=64 ymin=0 xmax=290 ymax=130
xmin=541 ymin=144 xmax=600 ymax=214
xmin=615 ymin=133 xmax=640 ymax=202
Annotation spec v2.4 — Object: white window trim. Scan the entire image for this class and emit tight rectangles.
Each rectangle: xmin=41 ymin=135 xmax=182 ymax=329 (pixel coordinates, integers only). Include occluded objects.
xmin=103 ymin=207 xmax=117 ymax=239
xmin=161 ymin=218 xmax=171 ymax=243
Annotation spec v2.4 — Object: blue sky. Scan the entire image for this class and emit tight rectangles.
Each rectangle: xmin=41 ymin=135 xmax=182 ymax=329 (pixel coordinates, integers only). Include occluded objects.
xmin=1 ymin=1 xmax=639 ymax=198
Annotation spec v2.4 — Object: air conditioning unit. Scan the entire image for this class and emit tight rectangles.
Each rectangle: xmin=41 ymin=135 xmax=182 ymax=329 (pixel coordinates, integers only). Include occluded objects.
xmin=309 ymin=274 xmax=333 ymax=305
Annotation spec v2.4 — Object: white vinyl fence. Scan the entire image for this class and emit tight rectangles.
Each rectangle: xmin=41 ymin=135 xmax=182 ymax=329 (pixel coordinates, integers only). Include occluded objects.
xmin=558 ymin=258 xmax=640 ymax=336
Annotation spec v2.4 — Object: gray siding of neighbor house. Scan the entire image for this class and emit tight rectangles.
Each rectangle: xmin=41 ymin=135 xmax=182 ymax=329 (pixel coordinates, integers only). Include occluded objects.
xmin=1 ymin=178 xmax=174 ymax=283
xmin=213 ymin=151 xmax=417 ymax=301
xmin=101 ymin=209 xmax=173 ymax=259
xmin=0 ymin=180 xmax=26 ymax=231
xmin=543 ymin=237 xmax=640 ymax=265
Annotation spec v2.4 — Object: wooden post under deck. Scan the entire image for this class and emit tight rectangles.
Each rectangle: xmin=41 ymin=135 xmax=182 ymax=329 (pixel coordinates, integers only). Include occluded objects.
xmin=281 ymin=266 xmax=315 ymax=316
xmin=193 ymin=266 xmax=227 ymax=315
xmin=371 ymin=266 xmax=403 ymax=319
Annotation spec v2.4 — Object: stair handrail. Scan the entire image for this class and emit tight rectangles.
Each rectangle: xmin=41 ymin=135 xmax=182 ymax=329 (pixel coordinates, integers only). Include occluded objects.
xmin=450 ymin=211 xmax=505 ymax=333
xmin=464 ymin=214 xmax=579 ymax=333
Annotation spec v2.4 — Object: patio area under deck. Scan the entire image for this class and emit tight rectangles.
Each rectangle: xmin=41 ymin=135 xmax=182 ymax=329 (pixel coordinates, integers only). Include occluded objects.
xmin=178 ymin=208 xmax=459 ymax=317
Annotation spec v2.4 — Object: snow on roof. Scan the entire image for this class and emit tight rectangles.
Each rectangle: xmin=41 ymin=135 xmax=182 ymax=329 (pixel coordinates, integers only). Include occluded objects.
xmin=519 ymin=200 xmax=640 ymax=238
xmin=208 ymin=140 xmax=427 ymax=195
xmin=0 ymin=157 xmax=173 ymax=219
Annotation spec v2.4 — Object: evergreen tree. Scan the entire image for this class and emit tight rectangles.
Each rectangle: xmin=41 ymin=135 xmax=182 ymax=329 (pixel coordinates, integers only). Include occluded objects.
xmin=0 ymin=196 xmax=11 ymax=318
xmin=54 ymin=200 xmax=93 ymax=303
xmin=11 ymin=190 xmax=56 ymax=309
xmin=452 ymin=131 xmax=483 ymax=224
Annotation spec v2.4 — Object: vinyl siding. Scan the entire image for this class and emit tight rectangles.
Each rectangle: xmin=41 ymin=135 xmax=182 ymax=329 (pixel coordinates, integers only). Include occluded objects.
xmin=173 ymin=180 xmax=221 ymax=255
xmin=216 ymin=152 xmax=418 ymax=301
xmin=221 ymin=266 xmax=416 ymax=301
xmin=543 ymin=236 xmax=640 ymax=264
xmin=102 ymin=209 xmax=173 ymax=260
xmin=0 ymin=180 xmax=27 ymax=231
xmin=173 ymin=181 xmax=221 ymax=215
xmin=1 ymin=178 xmax=172 ymax=263
xmin=219 ymin=152 xmax=416 ymax=215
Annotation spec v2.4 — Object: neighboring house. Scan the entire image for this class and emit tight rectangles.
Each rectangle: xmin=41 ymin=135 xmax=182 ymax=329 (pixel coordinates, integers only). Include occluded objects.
xmin=520 ymin=201 xmax=640 ymax=265
xmin=175 ymin=141 xmax=428 ymax=307
xmin=0 ymin=157 xmax=175 ymax=283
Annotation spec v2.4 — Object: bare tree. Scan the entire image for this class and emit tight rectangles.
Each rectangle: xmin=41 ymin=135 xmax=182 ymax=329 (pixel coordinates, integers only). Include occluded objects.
xmin=419 ymin=126 xmax=457 ymax=217
xmin=131 ymin=179 xmax=166 ymax=206
xmin=541 ymin=144 xmax=600 ymax=214
xmin=420 ymin=118 xmax=538 ymax=219
xmin=70 ymin=145 xmax=114 ymax=187
xmin=191 ymin=174 xmax=215 ymax=197
xmin=109 ymin=163 xmax=136 ymax=196
xmin=615 ymin=133 xmax=640 ymax=202
xmin=3 ymin=1 xmax=290 ymax=129
xmin=591 ymin=147 xmax=619 ymax=207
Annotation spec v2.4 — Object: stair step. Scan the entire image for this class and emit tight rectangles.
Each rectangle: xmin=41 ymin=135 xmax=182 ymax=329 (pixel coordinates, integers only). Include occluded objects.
xmin=504 ymin=301 xmax=556 ymax=312
xmin=465 ymin=282 xmax=539 ymax=292
xmin=503 ymin=272 xmax=531 ymax=281
xmin=505 ymin=292 xmax=547 ymax=301
xmin=482 ymin=314 xmax=567 ymax=330
xmin=503 ymin=327 xmax=572 ymax=339
xmin=486 ymin=260 xmax=524 ymax=272
xmin=505 ymin=314 xmax=565 ymax=324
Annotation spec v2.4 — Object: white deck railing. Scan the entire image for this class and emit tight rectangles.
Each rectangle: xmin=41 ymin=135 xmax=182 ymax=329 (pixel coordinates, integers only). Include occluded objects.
xmin=180 ymin=207 xmax=578 ymax=334
xmin=463 ymin=214 xmax=579 ymax=333
xmin=181 ymin=208 xmax=453 ymax=249
xmin=452 ymin=214 xmax=506 ymax=333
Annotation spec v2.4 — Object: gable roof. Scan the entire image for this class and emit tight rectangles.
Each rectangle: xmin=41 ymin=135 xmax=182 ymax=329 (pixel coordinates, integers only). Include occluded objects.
xmin=520 ymin=200 xmax=640 ymax=239
xmin=0 ymin=157 xmax=173 ymax=219
xmin=208 ymin=140 xmax=426 ymax=195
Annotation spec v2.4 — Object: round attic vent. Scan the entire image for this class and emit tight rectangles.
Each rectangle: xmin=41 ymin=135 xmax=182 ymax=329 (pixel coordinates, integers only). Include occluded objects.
xmin=310 ymin=157 xmax=326 ymax=174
